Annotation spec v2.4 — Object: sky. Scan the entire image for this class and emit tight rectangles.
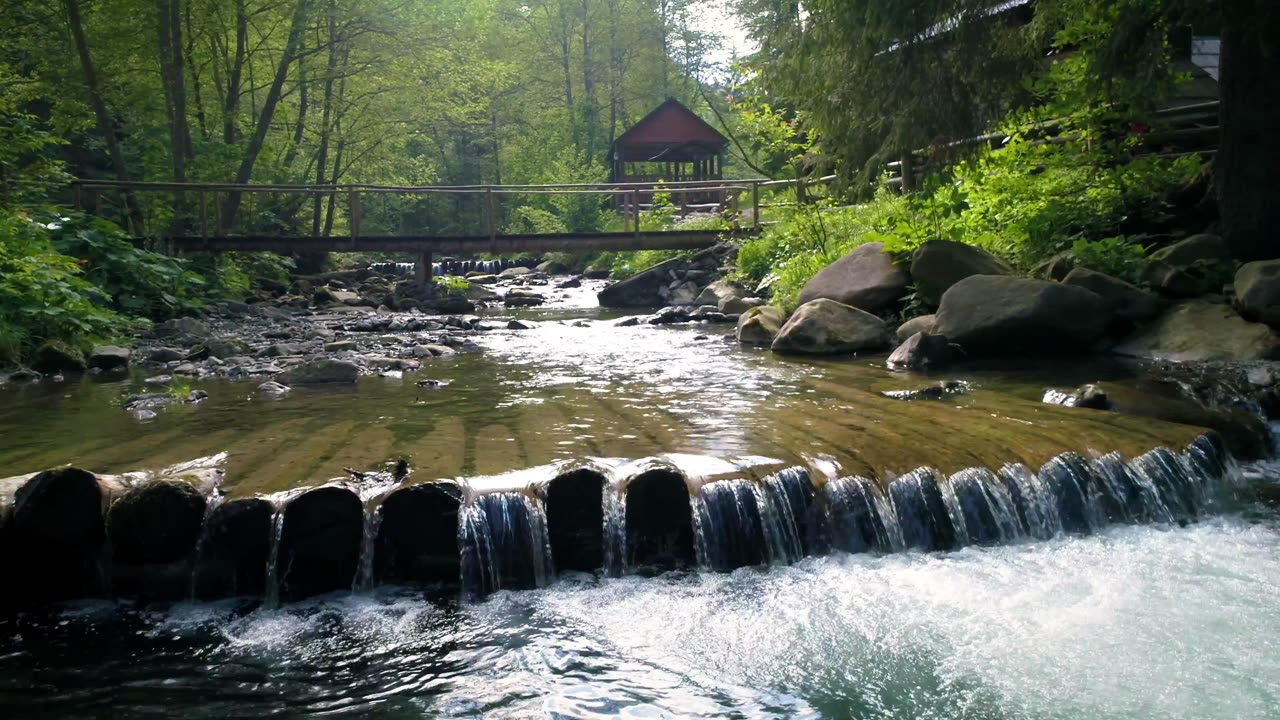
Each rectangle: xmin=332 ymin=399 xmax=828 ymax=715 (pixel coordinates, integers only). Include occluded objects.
xmin=686 ymin=0 xmax=757 ymax=68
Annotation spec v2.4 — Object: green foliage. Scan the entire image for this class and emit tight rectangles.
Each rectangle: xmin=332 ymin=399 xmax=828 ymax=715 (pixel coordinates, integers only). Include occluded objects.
xmin=1069 ymin=237 xmax=1149 ymax=285
xmin=49 ymin=214 xmax=205 ymax=319
xmin=434 ymin=275 xmax=470 ymax=294
xmin=505 ymin=206 xmax=569 ymax=235
xmin=0 ymin=210 xmax=123 ymax=364
xmin=595 ymin=250 xmax=693 ymax=280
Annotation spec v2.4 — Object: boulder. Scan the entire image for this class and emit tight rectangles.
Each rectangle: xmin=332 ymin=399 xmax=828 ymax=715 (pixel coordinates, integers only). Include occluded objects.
xmin=1062 ymin=268 xmax=1162 ymax=324
xmin=536 ymin=259 xmax=569 ymax=274
xmin=1143 ymin=233 xmax=1232 ymax=297
xmin=597 ymin=258 xmax=686 ymax=307
xmin=277 ymin=359 xmax=360 ymax=385
xmin=796 ymin=242 xmax=910 ymax=314
xmin=693 ymin=279 xmax=739 ymax=308
xmin=719 ymin=296 xmax=761 ymax=314
xmin=1114 ymin=302 xmax=1280 ymax=362
xmin=469 ymin=274 xmax=499 ymax=284
xmin=205 ymin=338 xmax=249 ymax=359
xmin=910 ymin=240 xmax=1013 ymax=302
xmin=895 ymin=314 xmax=937 ymax=344
xmin=583 ymin=266 xmax=612 ymax=279
xmin=434 ymin=296 xmax=475 ymax=314
xmin=886 ymin=332 xmax=954 ymax=371
xmin=736 ymin=306 xmax=785 ymax=346
xmin=498 ymin=266 xmax=532 ymax=278
xmin=1033 ymin=251 xmax=1074 ymax=281
xmin=32 ymin=342 xmax=86 ymax=374
xmin=1042 ymin=384 xmax=1111 ymax=410
xmin=154 ymin=317 xmax=209 ymax=339
xmin=324 ymin=340 xmax=357 ymax=352
xmin=771 ymin=299 xmax=890 ymax=355
xmin=1234 ymin=259 xmax=1280 ymax=328
xmin=932 ymin=275 xmax=1111 ymax=356
xmin=669 ymin=280 xmax=699 ymax=305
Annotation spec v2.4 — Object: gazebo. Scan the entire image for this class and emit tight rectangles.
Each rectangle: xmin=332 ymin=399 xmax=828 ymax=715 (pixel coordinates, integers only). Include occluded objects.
xmin=610 ymin=98 xmax=730 ymax=208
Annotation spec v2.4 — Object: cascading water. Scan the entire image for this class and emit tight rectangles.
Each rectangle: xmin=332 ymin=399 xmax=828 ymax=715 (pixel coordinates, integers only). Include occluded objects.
xmin=262 ymin=505 xmax=287 ymax=609
xmin=998 ymin=463 xmax=1063 ymax=539
xmin=602 ymin=488 xmax=627 ymax=577
xmin=186 ymin=492 xmax=226 ymax=601
xmin=353 ymin=504 xmax=385 ymax=592
xmin=946 ymin=467 xmax=1022 ymax=545
xmin=821 ymin=475 xmax=901 ymax=553
xmin=691 ymin=479 xmax=767 ymax=571
xmin=753 ymin=467 xmax=813 ymax=565
xmin=459 ymin=492 xmax=555 ymax=597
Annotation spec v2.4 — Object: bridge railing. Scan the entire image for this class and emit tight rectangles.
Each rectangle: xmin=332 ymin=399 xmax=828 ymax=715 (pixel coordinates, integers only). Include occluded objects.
xmin=68 ymin=178 xmax=770 ymax=244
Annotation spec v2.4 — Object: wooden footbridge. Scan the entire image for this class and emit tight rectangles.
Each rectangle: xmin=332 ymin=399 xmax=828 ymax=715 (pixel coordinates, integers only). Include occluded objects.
xmin=70 ymin=178 xmax=800 ymax=281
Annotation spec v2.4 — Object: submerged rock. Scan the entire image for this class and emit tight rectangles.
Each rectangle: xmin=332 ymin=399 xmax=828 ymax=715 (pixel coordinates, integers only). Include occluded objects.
xmin=1114 ymin=302 xmax=1280 ymax=362
xmin=257 ymin=381 xmax=291 ymax=397
xmin=886 ymin=332 xmax=955 ymax=371
xmin=277 ymin=359 xmax=360 ymax=385
xmin=736 ymin=306 xmax=785 ymax=346
xmin=796 ymin=242 xmax=910 ymax=314
xmin=772 ymin=299 xmax=890 ymax=354
xmin=910 ymin=240 xmax=1013 ymax=303
xmin=1043 ymin=384 xmax=1111 ymax=410
xmin=881 ymin=379 xmax=969 ymax=401
xmin=932 ymin=275 xmax=1110 ymax=357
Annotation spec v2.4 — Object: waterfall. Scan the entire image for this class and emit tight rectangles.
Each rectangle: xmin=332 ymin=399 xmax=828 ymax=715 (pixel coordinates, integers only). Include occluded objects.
xmin=459 ymin=493 xmax=555 ymax=597
xmin=888 ymin=469 xmax=957 ymax=551
xmin=187 ymin=492 xmax=226 ymax=601
xmin=692 ymin=479 xmax=768 ymax=571
xmin=353 ymin=504 xmax=385 ymax=592
xmin=822 ymin=476 xmax=895 ymax=553
xmin=947 ymin=468 xmax=1022 ymax=545
xmin=603 ymin=488 xmax=627 ymax=577
xmin=998 ymin=463 xmax=1063 ymax=539
xmin=754 ymin=468 xmax=813 ymax=565
xmin=262 ymin=505 xmax=287 ymax=609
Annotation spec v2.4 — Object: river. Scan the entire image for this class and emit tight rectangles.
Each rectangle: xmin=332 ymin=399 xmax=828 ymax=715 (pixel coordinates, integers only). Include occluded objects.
xmin=1 ymin=277 xmax=1278 ymax=718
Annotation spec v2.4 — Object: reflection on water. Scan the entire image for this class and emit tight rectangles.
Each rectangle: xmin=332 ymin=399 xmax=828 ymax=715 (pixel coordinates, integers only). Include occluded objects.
xmin=2 ymin=518 xmax=1278 ymax=718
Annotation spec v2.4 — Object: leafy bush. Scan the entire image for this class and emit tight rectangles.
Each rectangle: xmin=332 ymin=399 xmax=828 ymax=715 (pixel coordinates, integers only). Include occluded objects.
xmin=49 ymin=214 xmax=206 ymax=319
xmin=1069 ymin=237 xmax=1148 ymax=285
xmin=594 ymin=249 xmax=692 ymax=280
xmin=434 ymin=275 xmax=469 ymax=293
xmin=0 ymin=210 xmax=123 ymax=364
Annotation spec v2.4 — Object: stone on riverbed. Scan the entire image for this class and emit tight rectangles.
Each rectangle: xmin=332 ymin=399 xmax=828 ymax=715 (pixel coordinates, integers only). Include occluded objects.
xmin=693 ymin=279 xmax=740 ymax=308
xmin=1143 ymin=233 xmax=1231 ymax=297
xmin=32 ymin=342 xmax=86 ymax=374
xmin=910 ymin=240 xmax=1013 ymax=303
xmin=257 ymin=381 xmax=291 ymax=397
xmin=736 ymin=306 xmax=784 ymax=346
xmin=771 ymin=299 xmax=890 ymax=355
xmin=498 ymin=266 xmax=532 ymax=278
xmin=1062 ymin=268 xmax=1162 ymax=325
xmin=1234 ymin=259 xmax=1280 ymax=328
xmin=597 ymin=258 xmax=685 ymax=307
xmin=277 ymin=359 xmax=360 ymax=385
xmin=895 ymin=314 xmax=936 ymax=344
xmin=795 ymin=242 xmax=910 ymax=314
xmin=1113 ymin=301 xmax=1280 ymax=362
xmin=932 ymin=275 xmax=1110 ymax=357
xmin=886 ymin=332 xmax=954 ymax=371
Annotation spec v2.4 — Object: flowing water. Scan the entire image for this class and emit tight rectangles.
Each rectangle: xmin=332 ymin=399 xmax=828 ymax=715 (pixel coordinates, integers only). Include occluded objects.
xmin=3 ymin=279 xmax=1280 ymax=717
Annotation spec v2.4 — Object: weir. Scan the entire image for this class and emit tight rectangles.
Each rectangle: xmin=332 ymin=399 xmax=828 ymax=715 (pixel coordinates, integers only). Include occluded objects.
xmin=0 ymin=433 xmax=1241 ymax=610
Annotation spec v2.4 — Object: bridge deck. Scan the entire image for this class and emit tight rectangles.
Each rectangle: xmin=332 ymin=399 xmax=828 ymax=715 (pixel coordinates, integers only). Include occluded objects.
xmin=169 ymin=229 xmax=750 ymax=254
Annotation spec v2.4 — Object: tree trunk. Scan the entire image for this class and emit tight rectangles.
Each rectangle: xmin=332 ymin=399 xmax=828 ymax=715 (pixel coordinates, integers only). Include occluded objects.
xmin=185 ymin=1 xmax=208 ymax=139
xmin=580 ymin=0 xmax=597 ymax=161
xmin=312 ymin=0 xmax=340 ymax=236
xmin=219 ymin=0 xmax=310 ymax=231
xmin=64 ymin=0 xmax=140 ymax=231
xmin=1217 ymin=0 xmax=1280 ymax=259
xmin=222 ymin=0 xmax=247 ymax=145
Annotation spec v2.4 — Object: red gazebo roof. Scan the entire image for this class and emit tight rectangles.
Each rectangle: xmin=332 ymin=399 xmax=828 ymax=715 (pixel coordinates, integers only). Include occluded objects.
xmin=613 ymin=99 xmax=729 ymax=162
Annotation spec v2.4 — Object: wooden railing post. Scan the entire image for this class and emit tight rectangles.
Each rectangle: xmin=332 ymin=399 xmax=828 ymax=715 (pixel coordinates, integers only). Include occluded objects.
xmin=349 ymin=189 xmax=362 ymax=239
xmin=485 ymin=186 xmax=496 ymax=244
xmin=752 ymin=181 xmax=761 ymax=232
xmin=632 ymin=188 xmax=641 ymax=238
xmin=199 ymin=190 xmax=207 ymax=239
xmin=73 ymin=183 xmax=82 ymax=212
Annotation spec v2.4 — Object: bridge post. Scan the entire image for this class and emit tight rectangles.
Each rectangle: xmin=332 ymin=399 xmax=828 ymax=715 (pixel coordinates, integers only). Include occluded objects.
xmin=415 ymin=251 xmax=433 ymax=285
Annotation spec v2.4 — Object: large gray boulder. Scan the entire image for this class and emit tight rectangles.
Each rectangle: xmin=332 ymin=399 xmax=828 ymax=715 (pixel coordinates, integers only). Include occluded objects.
xmin=795 ymin=242 xmax=909 ymax=314
xmin=1113 ymin=302 xmax=1280 ymax=362
xmin=736 ymin=306 xmax=785 ymax=346
xmin=1234 ymin=259 xmax=1280 ymax=328
xmin=886 ymin=332 xmax=954 ymax=371
xmin=1062 ymin=268 xmax=1162 ymax=324
xmin=277 ymin=359 xmax=360 ymax=385
xmin=1142 ymin=233 xmax=1232 ymax=297
xmin=88 ymin=345 xmax=131 ymax=371
xmin=910 ymin=241 xmax=1013 ymax=303
xmin=932 ymin=275 xmax=1111 ymax=356
xmin=598 ymin=258 xmax=686 ymax=307
xmin=32 ymin=342 xmax=86 ymax=374
xmin=771 ymin=299 xmax=890 ymax=354
xmin=693 ymin=279 xmax=739 ymax=308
